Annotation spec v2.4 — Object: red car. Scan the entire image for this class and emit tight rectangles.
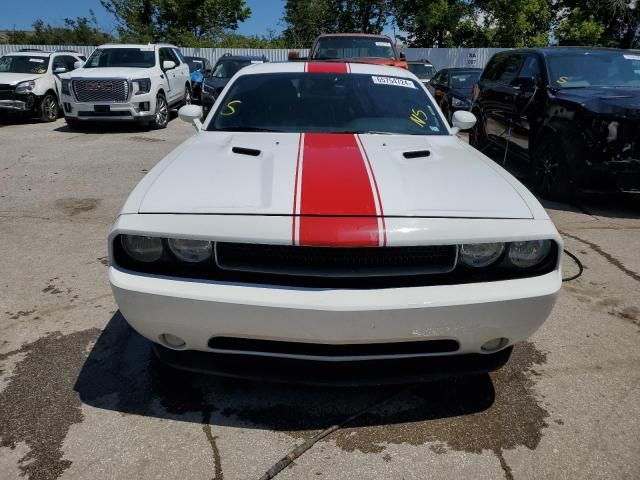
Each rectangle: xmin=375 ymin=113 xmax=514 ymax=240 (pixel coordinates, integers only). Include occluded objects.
xmin=306 ymin=33 xmax=408 ymax=69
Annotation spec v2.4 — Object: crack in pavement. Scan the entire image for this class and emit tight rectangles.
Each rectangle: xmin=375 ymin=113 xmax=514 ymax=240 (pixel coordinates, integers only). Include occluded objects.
xmin=560 ymin=231 xmax=640 ymax=283
xmin=202 ymin=408 xmax=224 ymax=480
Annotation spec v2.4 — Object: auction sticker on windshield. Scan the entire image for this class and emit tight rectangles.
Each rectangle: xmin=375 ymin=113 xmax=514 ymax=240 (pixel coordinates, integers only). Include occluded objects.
xmin=371 ymin=76 xmax=416 ymax=89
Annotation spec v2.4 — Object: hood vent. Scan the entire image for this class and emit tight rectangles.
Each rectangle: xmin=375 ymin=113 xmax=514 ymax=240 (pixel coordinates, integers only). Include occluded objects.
xmin=232 ymin=146 xmax=261 ymax=157
xmin=403 ymin=150 xmax=431 ymax=159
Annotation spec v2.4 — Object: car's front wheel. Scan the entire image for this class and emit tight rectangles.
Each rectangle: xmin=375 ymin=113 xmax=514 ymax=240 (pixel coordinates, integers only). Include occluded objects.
xmin=38 ymin=94 xmax=59 ymax=123
xmin=530 ymin=132 xmax=574 ymax=201
xmin=150 ymin=94 xmax=169 ymax=129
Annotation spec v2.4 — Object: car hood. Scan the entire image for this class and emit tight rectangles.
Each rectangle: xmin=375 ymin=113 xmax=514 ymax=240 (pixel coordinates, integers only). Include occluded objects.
xmin=70 ymin=67 xmax=153 ymax=79
xmin=0 ymin=73 xmax=43 ymax=85
xmin=138 ymin=133 xmax=533 ymax=219
xmin=554 ymin=87 xmax=640 ymax=118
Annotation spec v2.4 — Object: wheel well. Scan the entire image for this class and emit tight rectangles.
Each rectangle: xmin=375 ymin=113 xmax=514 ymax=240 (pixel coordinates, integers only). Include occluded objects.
xmin=156 ymin=88 xmax=166 ymax=98
xmin=43 ymin=89 xmax=58 ymax=101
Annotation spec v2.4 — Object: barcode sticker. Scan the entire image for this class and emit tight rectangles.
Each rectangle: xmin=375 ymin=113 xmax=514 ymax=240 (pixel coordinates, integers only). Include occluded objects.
xmin=372 ymin=76 xmax=416 ymax=89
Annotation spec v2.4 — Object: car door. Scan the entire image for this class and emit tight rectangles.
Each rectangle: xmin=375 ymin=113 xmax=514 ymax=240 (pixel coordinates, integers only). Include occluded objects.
xmin=171 ymin=48 xmax=190 ymax=96
xmin=51 ymin=55 xmax=71 ymax=104
xmin=159 ymin=48 xmax=179 ymax=103
xmin=481 ymin=53 xmax=525 ymax=151
xmin=510 ymin=54 xmax=544 ymax=155
xmin=433 ymin=70 xmax=449 ymax=108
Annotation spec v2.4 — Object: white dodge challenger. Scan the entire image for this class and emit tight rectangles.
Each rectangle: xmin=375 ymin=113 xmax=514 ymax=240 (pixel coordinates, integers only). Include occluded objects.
xmin=108 ymin=61 xmax=562 ymax=384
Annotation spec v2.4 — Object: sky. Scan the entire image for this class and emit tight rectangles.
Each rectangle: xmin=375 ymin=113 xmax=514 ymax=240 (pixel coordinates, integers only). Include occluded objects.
xmin=0 ymin=0 xmax=287 ymax=36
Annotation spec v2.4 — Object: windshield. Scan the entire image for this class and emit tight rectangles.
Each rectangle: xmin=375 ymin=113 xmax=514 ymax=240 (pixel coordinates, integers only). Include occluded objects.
xmin=208 ymin=72 xmax=447 ymax=135
xmin=186 ymin=58 xmax=204 ymax=73
xmin=312 ymin=37 xmax=396 ymax=61
xmin=0 ymin=55 xmax=50 ymax=74
xmin=408 ymin=64 xmax=435 ymax=77
xmin=450 ymin=71 xmax=481 ymax=90
xmin=547 ymin=51 xmax=640 ymax=88
xmin=84 ymin=48 xmax=156 ymax=69
xmin=211 ymin=59 xmax=256 ymax=78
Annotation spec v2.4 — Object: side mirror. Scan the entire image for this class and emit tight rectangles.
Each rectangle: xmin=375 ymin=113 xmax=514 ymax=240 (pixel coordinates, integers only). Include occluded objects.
xmin=451 ymin=110 xmax=477 ymax=133
xmin=54 ymin=67 xmax=67 ymax=74
xmin=399 ymin=52 xmax=407 ymax=61
xmin=178 ymin=104 xmax=203 ymax=131
xmin=163 ymin=60 xmax=176 ymax=70
xmin=73 ymin=61 xmax=84 ymax=70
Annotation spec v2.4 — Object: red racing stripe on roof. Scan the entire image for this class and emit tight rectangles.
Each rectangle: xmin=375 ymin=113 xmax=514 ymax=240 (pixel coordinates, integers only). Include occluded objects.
xmin=306 ymin=62 xmax=349 ymax=74
xmin=293 ymin=133 xmax=383 ymax=247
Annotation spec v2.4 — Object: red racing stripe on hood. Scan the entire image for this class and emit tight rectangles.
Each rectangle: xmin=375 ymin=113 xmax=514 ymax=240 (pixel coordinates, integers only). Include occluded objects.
xmin=292 ymin=133 xmax=385 ymax=247
xmin=306 ymin=62 xmax=350 ymax=74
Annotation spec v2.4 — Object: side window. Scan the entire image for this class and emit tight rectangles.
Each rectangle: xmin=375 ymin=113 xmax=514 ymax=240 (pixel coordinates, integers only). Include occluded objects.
xmin=63 ymin=56 xmax=78 ymax=71
xmin=172 ymin=48 xmax=186 ymax=64
xmin=159 ymin=48 xmax=174 ymax=69
xmin=518 ymin=55 xmax=542 ymax=81
xmin=52 ymin=56 xmax=66 ymax=71
xmin=441 ymin=70 xmax=450 ymax=86
xmin=481 ymin=54 xmax=504 ymax=81
xmin=497 ymin=55 xmax=524 ymax=84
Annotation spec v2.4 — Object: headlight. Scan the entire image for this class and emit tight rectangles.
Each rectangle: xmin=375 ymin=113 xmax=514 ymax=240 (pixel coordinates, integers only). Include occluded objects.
xmin=460 ymin=243 xmax=505 ymax=268
xmin=15 ymin=80 xmax=36 ymax=93
xmin=133 ymin=78 xmax=151 ymax=95
xmin=168 ymin=238 xmax=212 ymax=263
xmin=508 ymin=240 xmax=552 ymax=268
xmin=61 ymin=79 xmax=71 ymax=95
xmin=121 ymin=235 xmax=163 ymax=263
xmin=451 ymin=96 xmax=468 ymax=108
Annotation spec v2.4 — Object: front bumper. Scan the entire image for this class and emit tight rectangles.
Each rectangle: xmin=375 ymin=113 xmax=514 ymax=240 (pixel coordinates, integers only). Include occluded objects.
xmin=587 ymin=159 xmax=640 ymax=194
xmin=0 ymin=93 xmax=37 ymax=112
xmin=110 ymin=265 xmax=560 ymax=362
xmin=62 ymin=92 xmax=156 ymax=122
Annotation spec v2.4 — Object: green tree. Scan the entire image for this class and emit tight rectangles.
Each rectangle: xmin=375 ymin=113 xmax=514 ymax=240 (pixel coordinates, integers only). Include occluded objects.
xmin=556 ymin=0 xmax=639 ymax=48
xmin=475 ymin=0 xmax=553 ymax=47
xmin=283 ymin=0 xmax=391 ymax=48
xmin=100 ymin=0 xmax=251 ymax=44
xmin=5 ymin=12 xmax=113 ymax=45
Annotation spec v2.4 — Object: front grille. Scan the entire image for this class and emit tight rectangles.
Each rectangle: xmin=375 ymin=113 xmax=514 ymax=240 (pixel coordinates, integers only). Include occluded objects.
xmin=208 ymin=337 xmax=460 ymax=357
xmin=73 ymin=79 xmax=129 ymax=102
xmin=78 ymin=110 xmax=131 ymax=117
xmin=215 ymin=243 xmax=458 ymax=277
xmin=0 ymin=84 xmax=13 ymax=92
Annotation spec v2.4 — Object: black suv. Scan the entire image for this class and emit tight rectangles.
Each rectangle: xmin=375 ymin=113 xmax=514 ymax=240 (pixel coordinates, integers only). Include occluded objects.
xmin=470 ymin=47 xmax=640 ymax=199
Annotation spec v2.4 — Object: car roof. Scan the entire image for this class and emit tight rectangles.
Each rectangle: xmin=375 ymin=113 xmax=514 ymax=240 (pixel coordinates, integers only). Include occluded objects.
xmin=501 ymin=46 xmax=639 ymax=56
xmin=236 ymin=61 xmax=414 ymax=78
xmin=96 ymin=43 xmax=178 ymax=50
xmin=215 ymin=55 xmax=266 ymax=62
xmin=316 ymin=33 xmax=392 ymax=40
xmin=4 ymin=51 xmax=54 ymax=57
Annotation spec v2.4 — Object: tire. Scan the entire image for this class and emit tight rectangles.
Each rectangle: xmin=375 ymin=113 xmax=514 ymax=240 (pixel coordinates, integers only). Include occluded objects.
xmin=150 ymin=94 xmax=169 ymax=129
xmin=468 ymin=109 xmax=490 ymax=152
xmin=530 ymin=131 xmax=575 ymax=201
xmin=38 ymin=94 xmax=59 ymax=122
xmin=442 ymin=103 xmax=452 ymax=126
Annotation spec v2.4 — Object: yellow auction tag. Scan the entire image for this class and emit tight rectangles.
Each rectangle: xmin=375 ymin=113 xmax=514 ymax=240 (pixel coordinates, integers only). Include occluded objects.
xmin=221 ymin=100 xmax=242 ymax=116
xmin=410 ymin=108 xmax=428 ymax=128
xmin=557 ymin=76 xmax=568 ymax=84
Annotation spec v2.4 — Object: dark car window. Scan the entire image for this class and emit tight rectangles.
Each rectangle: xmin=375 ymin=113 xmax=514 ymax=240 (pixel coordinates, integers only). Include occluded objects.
xmin=312 ymin=36 xmax=396 ymax=61
xmin=84 ymin=48 xmax=156 ymax=68
xmin=482 ymin=53 xmax=524 ymax=85
xmin=408 ymin=63 xmax=435 ymax=77
xmin=159 ymin=48 xmax=179 ymax=69
xmin=519 ymin=55 xmax=542 ymax=81
xmin=54 ymin=55 xmax=78 ymax=72
xmin=172 ymin=48 xmax=186 ymax=64
xmin=547 ymin=50 xmax=640 ymax=88
xmin=450 ymin=71 xmax=481 ymax=90
xmin=440 ymin=70 xmax=450 ymax=86
xmin=208 ymin=72 xmax=447 ymax=135
xmin=211 ymin=59 xmax=256 ymax=79
xmin=0 ymin=55 xmax=50 ymax=74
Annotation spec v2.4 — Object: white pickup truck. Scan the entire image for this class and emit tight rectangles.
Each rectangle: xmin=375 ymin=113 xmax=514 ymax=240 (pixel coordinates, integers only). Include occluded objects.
xmin=0 ymin=49 xmax=85 ymax=122
xmin=61 ymin=43 xmax=191 ymax=129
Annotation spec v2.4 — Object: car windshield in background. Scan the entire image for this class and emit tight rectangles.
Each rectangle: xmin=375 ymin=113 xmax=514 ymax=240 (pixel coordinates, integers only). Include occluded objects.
xmin=187 ymin=60 xmax=204 ymax=73
xmin=450 ymin=71 xmax=481 ymax=89
xmin=208 ymin=72 xmax=447 ymax=135
xmin=547 ymin=51 xmax=640 ymax=88
xmin=84 ymin=48 xmax=156 ymax=68
xmin=408 ymin=64 xmax=435 ymax=77
xmin=211 ymin=59 xmax=254 ymax=78
xmin=0 ymin=55 xmax=50 ymax=74
xmin=313 ymin=37 xmax=395 ymax=60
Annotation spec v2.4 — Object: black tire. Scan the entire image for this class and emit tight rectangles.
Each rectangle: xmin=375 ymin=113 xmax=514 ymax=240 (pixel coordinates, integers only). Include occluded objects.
xmin=469 ymin=109 xmax=490 ymax=152
xmin=530 ymin=131 xmax=575 ymax=201
xmin=38 ymin=94 xmax=59 ymax=122
xmin=442 ymin=103 xmax=452 ymax=126
xmin=150 ymin=94 xmax=169 ymax=129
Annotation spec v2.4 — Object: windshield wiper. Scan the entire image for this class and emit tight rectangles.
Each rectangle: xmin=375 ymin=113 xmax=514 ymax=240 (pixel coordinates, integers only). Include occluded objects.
xmin=216 ymin=127 xmax=285 ymax=133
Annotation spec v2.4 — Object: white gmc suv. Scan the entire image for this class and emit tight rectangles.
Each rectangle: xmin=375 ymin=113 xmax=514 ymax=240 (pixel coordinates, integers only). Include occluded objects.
xmin=0 ymin=49 xmax=85 ymax=122
xmin=61 ymin=43 xmax=191 ymax=129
